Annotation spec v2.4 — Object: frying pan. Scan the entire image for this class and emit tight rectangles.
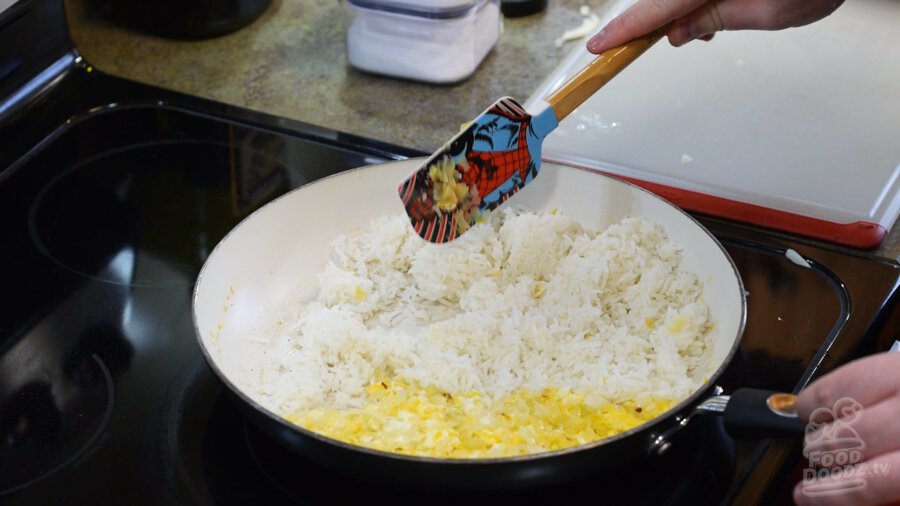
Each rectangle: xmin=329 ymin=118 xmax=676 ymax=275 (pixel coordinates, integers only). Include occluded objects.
xmin=192 ymin=159 xmax=804 ymax=491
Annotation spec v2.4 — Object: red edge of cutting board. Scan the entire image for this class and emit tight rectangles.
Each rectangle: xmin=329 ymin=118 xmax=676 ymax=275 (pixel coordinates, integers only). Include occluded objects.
xmin=582 ymin=168 xmax=887 ymax=250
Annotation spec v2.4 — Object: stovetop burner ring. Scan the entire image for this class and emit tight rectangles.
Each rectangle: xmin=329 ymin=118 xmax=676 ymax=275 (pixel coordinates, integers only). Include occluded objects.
xmin=26 ymin=138 xmax=264 ymax=288
xmin=0 ymin=354 xmax=115 ymax=496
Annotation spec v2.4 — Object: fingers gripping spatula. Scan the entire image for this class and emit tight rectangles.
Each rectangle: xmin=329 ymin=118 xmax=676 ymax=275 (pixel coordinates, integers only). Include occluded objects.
xmin=398 ymin=29 xmax=666 ymax=243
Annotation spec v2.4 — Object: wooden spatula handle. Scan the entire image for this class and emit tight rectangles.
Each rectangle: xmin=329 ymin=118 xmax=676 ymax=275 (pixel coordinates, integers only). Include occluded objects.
xmin=546 ymin=27 xmax=668 ymax=122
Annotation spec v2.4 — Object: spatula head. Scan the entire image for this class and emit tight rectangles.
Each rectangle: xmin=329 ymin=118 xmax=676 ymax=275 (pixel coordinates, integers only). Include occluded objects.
xmin=398 ymin=97 xmax=554 ymax=243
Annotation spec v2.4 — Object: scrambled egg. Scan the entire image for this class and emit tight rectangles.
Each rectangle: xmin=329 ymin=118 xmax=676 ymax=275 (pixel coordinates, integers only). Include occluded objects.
xmin=428 ymin=156 xmax=469 ymax=212
xmin=353 ymin=284 xmax=367 ymax=301
xmin=288 ymin=377 xmax=671 ymax=459
xmin=424 ymin=155 xmax=485 ymax=235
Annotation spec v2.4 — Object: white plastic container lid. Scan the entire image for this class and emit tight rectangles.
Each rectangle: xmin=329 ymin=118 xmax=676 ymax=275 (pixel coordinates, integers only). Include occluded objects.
xmin=345 ymin=0 xmax=501 ymax=83
xmin=347 ymin=0 xmax=484 ymax=18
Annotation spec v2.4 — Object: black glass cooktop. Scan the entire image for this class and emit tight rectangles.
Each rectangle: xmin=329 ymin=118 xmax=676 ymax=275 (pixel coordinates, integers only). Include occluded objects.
xmin=2 ymin=43 xmax=900 ymax=506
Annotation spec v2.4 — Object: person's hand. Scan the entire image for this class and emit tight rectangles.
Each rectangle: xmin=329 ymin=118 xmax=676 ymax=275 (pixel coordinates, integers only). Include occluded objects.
xmin=792 ymin=351 xmax=900 ymax=506
xmin=586 ymin=0 xmax=845 ymax=54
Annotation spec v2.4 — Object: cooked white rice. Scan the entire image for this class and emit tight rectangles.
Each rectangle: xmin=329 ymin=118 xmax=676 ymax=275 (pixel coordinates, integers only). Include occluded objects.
xmin=246 ymin=208 xmax=713 ymax=414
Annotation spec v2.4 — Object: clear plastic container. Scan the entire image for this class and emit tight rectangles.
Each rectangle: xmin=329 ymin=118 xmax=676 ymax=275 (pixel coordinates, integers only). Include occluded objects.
xmin=344 ymin=0 xmax=502 ymax=84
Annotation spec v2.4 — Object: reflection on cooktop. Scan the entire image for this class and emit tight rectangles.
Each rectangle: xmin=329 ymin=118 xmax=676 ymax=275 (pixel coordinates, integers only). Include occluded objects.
xmin=0 ymin=353 xmax=115 ymax=495
xmin=29 ymin=140 xmax=288 ymax=286
xmin=717 ymin=238 xmax=845 ymax=390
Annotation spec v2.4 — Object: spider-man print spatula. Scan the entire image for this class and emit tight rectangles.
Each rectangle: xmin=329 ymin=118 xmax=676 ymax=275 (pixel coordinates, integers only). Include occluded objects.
xmin=398 ymin=28 xmax=666 ymax=243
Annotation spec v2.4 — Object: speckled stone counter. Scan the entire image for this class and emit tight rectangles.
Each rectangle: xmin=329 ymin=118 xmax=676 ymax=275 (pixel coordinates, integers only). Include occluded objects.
xmin=64 ymin=0 xmax=598 ymax=152
xmin=61 ymin=0 xmax=900 ymax=261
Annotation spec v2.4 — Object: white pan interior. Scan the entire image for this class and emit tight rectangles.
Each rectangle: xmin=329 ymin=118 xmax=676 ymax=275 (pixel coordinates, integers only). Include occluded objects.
xmin=193 ymin=159 xmax=746 ymax=419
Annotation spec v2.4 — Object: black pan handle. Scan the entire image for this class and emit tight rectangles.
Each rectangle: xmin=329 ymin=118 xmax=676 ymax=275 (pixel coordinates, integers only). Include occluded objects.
xmin=720 ymin=388 xmax=806 ymax=439
xmin=647 ymin=387 xmax=806 ymax=456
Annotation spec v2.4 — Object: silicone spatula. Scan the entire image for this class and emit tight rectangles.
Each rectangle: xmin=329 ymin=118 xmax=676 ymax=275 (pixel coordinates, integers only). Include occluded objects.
xmin=398 ymin=28 xmax=667 ymax=243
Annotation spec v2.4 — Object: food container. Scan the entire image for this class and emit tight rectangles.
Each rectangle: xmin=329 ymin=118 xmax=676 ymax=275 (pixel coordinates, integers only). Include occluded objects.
xmin=344 ymin=0 xmax=502 ymax=84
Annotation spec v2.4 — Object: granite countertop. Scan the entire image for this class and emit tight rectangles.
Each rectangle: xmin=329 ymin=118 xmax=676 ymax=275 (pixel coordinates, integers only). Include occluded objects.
xmin=63 ymin=0 xmax=596 ymax=152
xmin=62 ymin=0 xmax=900 ymax=261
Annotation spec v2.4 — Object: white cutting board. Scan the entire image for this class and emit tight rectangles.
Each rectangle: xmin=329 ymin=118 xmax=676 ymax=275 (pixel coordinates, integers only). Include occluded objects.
xmin=526 ymin=0 xmax=900 ymax=248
